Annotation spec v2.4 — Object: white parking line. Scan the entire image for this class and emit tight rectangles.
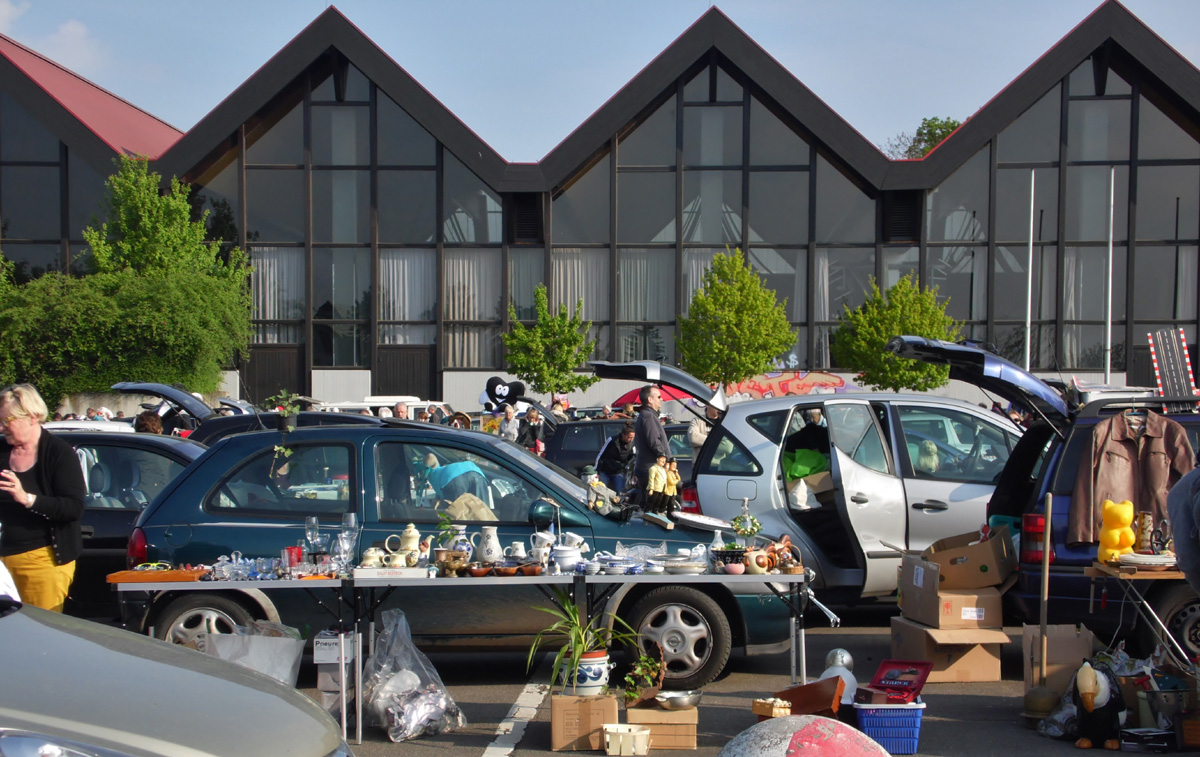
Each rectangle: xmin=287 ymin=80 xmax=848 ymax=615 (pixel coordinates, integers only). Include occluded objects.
xmin=481 ymin=656 xmax=550 ymax=757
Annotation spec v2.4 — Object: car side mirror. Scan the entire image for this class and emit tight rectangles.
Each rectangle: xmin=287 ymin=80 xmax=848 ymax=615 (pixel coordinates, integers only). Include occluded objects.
xmin=528 ymin=498 xmax=589 ymax=529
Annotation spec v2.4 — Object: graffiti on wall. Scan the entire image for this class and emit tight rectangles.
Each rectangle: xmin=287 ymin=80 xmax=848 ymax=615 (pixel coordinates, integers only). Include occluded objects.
xmin=724 ymin=371 xmax=856 ymax=401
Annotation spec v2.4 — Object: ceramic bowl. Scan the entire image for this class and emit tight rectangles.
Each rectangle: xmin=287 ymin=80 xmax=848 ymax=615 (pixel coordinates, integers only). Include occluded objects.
xmin=493 ymin=565 xmax=519 ymax=577
xmin=519 ymin=563 xmax=544 ymax=576
xmin=723 ymin=562 xmax=746 ymax=575
xmin=467 ymin=564 xmax=492 ymax=578
xmin=642 ymin=564 xmax=665 ymax=574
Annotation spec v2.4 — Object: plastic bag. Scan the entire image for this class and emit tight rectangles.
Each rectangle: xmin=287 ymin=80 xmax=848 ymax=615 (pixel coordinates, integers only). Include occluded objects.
xmin=362 ymin=609 xmax=466 ymax=742
xmin=781 ymin=449 xmax=828 ymax=480
xmin=199 ymin=621 xmax=305 ymax=686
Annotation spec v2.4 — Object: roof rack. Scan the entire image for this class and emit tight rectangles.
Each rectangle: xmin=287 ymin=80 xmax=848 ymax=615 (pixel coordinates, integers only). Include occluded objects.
xmin=1077 ymin=395 xmax=1200 ymax=419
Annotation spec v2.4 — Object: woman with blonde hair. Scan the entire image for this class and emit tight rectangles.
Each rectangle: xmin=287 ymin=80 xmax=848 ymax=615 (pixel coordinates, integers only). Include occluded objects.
xmin=0 ymin=384 xmax=86 ymax=611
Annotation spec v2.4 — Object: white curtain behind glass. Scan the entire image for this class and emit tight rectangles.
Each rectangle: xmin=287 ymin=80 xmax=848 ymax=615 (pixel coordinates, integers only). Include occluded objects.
xmin=444 ymin=249 xmax=501 ymax=367
xmin=552 ymin=248 xmax=609 ymax=320
xmin=252 ymin=247 xmax=304 ymax=343
xmin=379 ymin=248 xmax=436 ymax=345
xmin=682 ymin=249 xmax=717 ymax=316
xmin=618 ymin=249 xmax=673 ymax=321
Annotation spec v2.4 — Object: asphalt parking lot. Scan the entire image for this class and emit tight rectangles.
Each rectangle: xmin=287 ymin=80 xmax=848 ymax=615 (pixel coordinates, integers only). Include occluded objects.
xmin=307 ymin=608 xmax=1084 ymax=757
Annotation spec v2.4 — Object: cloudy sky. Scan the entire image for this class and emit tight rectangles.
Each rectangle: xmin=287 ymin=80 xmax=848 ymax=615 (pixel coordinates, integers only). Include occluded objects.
xmin=5 ymin=1 xmax=1200 ymax=161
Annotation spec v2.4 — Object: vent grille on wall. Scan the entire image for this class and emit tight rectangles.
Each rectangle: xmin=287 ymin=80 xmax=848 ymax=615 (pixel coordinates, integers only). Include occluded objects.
xmin=883 ymin=190 xmax=922 ymax=242
xmin=509 ymin=193 xmax=543 ymax=244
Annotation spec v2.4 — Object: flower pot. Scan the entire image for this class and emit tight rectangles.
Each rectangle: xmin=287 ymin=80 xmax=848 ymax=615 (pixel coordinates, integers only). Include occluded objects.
xmin=565 ymin=651 xmax=614 ymax=696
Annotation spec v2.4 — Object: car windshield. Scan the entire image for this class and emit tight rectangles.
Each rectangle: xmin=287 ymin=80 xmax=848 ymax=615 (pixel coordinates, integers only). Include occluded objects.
xmin=483 ymin=436 xmax=588 ymax=505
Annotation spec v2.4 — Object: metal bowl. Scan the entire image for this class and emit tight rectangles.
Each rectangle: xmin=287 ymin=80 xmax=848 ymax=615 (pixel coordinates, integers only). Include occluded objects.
xmin=656 ymin=690 xmax=702 ymax=710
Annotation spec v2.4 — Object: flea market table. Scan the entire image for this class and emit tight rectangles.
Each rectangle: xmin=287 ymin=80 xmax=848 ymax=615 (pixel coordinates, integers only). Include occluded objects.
xmin=1084 ymin=560 xmax=1190 ymax=666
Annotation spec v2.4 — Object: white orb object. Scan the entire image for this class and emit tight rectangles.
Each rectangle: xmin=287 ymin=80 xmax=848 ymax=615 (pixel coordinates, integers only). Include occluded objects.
xmin=824 ymin=648 xmax=854 ymax=672
xmin=718 ymin=715 xmax=888 ymax=757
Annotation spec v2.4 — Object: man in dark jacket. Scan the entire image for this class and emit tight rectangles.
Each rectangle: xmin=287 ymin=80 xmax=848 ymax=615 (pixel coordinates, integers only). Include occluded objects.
xmin=633 ymin=386 xmax=670 ymax=505
xmin=596 ymin=422 xmax=635 ymax=494
xmin=516 ymin=408 xmax=545 ymax=456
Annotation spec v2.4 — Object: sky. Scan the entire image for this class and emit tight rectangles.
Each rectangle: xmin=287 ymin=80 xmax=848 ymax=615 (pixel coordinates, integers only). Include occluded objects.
xmin=4 ymin=1 xmax=1200 ymax=162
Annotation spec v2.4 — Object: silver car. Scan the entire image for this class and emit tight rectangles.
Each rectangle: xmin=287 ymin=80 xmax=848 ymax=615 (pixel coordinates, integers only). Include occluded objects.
xmin=591 ymin=362 xmax=1021 ymax=601
xmin=1 ymin=597 xmax=353 ymax=756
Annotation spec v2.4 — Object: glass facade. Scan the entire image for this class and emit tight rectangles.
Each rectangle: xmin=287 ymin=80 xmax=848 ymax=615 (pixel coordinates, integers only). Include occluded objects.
xmin=6 ymin=11 xmax=1200 ymax=395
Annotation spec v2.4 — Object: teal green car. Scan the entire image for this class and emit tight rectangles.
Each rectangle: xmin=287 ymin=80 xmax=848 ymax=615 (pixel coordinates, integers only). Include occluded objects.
xmin=121 ymin=422 xmax=794 ymax=688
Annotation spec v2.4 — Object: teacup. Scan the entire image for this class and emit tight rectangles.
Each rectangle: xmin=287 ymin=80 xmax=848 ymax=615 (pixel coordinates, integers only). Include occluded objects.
xmin=530 ymin=531 xmax=556 ymax=549
xmin=383 ymin=552 xmax=407 ymax=568
xmin=559 ymin=532 xmax=586 ymax=549
xmin=530 ymin=546 xmax=550 ymax=565
xmin=505 ymin=542 xmax=527 ymax=559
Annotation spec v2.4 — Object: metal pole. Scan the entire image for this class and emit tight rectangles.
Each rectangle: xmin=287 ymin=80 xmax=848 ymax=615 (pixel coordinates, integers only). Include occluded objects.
xmin=1026 ymin=170 xmax=1036 ymax=370
xmin=1039 ymin=492 xmax=1052 ymax=687
xmin=1105 ymin=166 xmax=1114 ymax=384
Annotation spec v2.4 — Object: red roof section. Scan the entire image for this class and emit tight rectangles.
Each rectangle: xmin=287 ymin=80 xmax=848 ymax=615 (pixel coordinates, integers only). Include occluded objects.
xmin=0 ymin=32 xmax=182 ymax=159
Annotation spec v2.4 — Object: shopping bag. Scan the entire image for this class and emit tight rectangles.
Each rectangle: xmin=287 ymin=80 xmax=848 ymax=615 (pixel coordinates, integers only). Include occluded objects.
xmin=199 ymin=621 xmax=305 ymax=686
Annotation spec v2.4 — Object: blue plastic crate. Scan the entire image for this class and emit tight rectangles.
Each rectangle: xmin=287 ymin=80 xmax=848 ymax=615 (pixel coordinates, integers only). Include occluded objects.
xmin=854 ymin=701 xmax=925 ymax=755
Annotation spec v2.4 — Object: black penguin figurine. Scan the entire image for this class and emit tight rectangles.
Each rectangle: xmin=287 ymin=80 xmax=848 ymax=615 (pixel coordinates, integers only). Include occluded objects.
xmin=1071 ymin=661 xmax=1124 ymax=750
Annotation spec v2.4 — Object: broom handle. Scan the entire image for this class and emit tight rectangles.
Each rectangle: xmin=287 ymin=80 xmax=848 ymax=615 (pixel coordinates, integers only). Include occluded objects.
xmin=1039 ymin=492 xmax=1052 ymax=687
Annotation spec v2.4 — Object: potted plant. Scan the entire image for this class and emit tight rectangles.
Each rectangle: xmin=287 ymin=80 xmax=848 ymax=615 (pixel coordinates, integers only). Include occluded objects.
xmin=527 ymin=587 xmax=640 ymax=695
xmin=622 ymin=642 xmax=664 ymax=707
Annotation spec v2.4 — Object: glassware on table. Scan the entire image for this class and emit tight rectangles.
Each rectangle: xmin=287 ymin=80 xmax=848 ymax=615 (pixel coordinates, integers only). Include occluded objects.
xmin=305 ymin=515 xmax=321 ymax=545
xmin=341 ymin=512 xmax=357 ymax=535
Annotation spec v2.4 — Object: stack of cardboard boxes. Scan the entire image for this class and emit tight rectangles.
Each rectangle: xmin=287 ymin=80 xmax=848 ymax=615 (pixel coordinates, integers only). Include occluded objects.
xmin=891 ymin=526 xmax=1018 ymax=682
xmin=551 ymin=694 xmax=699 ymax=751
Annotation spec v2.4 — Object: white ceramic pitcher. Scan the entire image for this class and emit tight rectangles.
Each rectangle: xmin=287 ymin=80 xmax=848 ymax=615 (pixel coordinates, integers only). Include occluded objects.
xmin=477 ymin=526 xmax=504 ymax=563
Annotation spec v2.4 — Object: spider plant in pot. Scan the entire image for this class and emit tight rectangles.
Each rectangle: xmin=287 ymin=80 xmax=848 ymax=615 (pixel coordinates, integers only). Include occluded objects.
xmin=526 ymin=587 xmax=640 ymax=696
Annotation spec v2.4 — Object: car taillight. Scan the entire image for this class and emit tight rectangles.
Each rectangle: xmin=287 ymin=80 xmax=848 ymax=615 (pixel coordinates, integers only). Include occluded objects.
xmin=1020 ymin=513 xmax=1056 ymax=565
xmin=680 ymin=484 xmax=702 ymax=515
xmin=127 ymin=527 xmax=147 ymax=569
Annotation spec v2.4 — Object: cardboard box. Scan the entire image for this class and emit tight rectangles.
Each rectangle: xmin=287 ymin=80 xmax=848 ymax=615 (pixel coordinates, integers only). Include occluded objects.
xmin=899 ymin=555 xmax=1008 ymax=629
xmin=920 ymin=526 xmax=1017 ymax=590
xmin=552 ymin=694 xmax=618 ymax=751
xmin=1022 ymin=624 xmax=1096 ymax=696
xmin=316 ymin=660 xmax=354 ymax=692
xmin=313 ymin=632 xmax=357 ymax=664
xmin=890 ymin=616 xmax=1011 ymax=683
xmin=625 ymin=706 xmax=698 ymax=750
xmin=801 ymin=471 xmax=836 ymax=504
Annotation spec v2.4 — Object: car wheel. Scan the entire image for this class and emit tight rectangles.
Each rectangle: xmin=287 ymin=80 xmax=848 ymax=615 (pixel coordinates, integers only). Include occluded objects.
xmin=154 ymin=594 xmax=257 ymax=645
xmin=624 ymin=587 xmax=731 ymax=689
xmin=1145 ymin=583 xmax=1200 ymax=660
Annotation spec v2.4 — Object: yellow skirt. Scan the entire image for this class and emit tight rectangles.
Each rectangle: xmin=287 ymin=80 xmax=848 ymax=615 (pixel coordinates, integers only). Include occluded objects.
xmin=2 ymin=546 xmax=75 ymax=612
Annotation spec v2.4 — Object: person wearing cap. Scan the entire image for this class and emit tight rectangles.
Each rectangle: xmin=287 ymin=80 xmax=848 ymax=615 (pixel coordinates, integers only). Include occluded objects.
xmin=596 ymin=422 xmax=635 ymax=495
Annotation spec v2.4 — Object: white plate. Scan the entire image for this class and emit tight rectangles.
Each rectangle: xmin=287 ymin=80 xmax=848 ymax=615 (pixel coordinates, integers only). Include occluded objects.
xmin=666 ymin=565 xmax=708 ymax=575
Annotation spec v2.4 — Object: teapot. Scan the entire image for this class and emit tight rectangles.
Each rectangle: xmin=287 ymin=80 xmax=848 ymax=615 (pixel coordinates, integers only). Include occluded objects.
xmin=477 ymin=526 xmax=504 ymax=563
xmin=398 ymin=523 xmax=422 ymax=553
xmin=360 ymin=547 xmax=386 ymax=568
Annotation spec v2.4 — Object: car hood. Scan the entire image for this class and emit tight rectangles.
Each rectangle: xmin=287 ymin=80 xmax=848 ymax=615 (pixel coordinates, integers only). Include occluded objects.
xmin=1 ymin=602 xmax=344 ymax=757
xmin=111 ymin=382 xmax=214 ymax=422
xmin=886 ymin=335 xmax=1070 ymax=428
xmin=589 ymin=361 xmax=728 ymax=412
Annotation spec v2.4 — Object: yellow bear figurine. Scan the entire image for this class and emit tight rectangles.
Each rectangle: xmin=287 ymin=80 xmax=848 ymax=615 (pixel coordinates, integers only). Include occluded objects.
xmin=1097 ymin=499 xmax=1136 ymax=563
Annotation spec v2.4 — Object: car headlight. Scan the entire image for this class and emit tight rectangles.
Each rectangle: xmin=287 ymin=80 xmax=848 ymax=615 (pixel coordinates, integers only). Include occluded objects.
xmin=0 ymin=731 xmax=132 ymax=757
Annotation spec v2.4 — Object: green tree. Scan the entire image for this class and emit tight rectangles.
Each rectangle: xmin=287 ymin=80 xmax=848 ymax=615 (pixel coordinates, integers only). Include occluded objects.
xmin=502 ymin=283 xmax=599 ymax=399
xmin=830 ymin=274 xmax=962 ymax=392
xmin=677 ymin=249 xmax=796 ymax=388
xmin=0 ymin=156 xmax=252 ymax=408
xmin=881 ymin=116 xmax=962 ymax=159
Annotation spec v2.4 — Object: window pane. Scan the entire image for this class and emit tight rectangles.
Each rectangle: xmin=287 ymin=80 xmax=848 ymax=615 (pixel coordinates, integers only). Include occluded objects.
xmin=1137 ymin=166 xmax=1199 ymax=241
xmin=380 ymin=248 xmax=436 ymax=321
xmin=313 ymin=247 xmax=370 ymax=319
xmin=377 ymin=94 xmax=436 ymax=166
xmin=750 ymin=97 xmax=809 ymax=166
xmin=509 ymin=249 xmax=544 ymax=321
xmin=927 ymin=147 xmax=989 ymax=242
xmin=1065 ymin=165 xmax=1128 ymax=241
xmin=1 ymin=92 xmax=58 ymax=162
xmin=618 ymin=172 xmax=675 ymax=243
xmin=313 ymin=170 xmax=370 ymax=243
xmin=206 ymin=445 xmax=352 ymax=514
xmin=191 ymin=153 xmax=240 ymax=247
xmin=683 ymin=106 xmax=742 ymax=166
xmin=553 ymin=154 xmax=609 ymax=244
xmin=2 ymin=243 xmax=59 ymax=284
xmin=617 ymin=248 xmax=674 ymax=321
xmin=1063 ymin=323 xmax=1125 ymax=370
xmin=828 ymin=403 xmax=889 ymax=474
xmin=996 ymin=168 xmax=1058 ymax=242
xmin=616 ymin=325 xmax=675 ymax=363
xmin=682 ymin=248 xmax=718 ymax=316
xmin=748 ymin=247 xmax=805 ymax=321
xmin=68 ymin=155 xmax=107 ymax=241
xmin=1134 ymin=246 xmax=1197 ymax=321
xmin=313 ymin=323 xmax=369 ymax=367
xmin=774 ymin=329 xmax=809 ymax=371
xmin=814 ymin=247 xmax=875 ymax=319
xmin=312 ymin=63 xmax=370 ymax=101
xmin=445 ymin=324 xmax=502 ymax=368
xmin=749 ymin=172 xmax=808 ymax=245
xmin=998 ymin=85 xmax=1061 ymax=163
xmin=251 ymin=246 xmax=305 ymax=322
xmin=994 ymin=324 xmax=1056 ymax=369
xmin=683 ymin=67 xmax=708 ymax=103
xmin=882 ymin=247 xmax=919 ymax=289
xmin=245 ymin=101 xmax=303 ymax=164
xmin=246 ymin=169 xmax=304 ymax=242
xmin=1068 ymin=60 xmax=1131 ymax=97
xmin=2 ymin=165 xmax=59 ymax=239
xmin=716 ymin=67 xmax=742 ymax=101
xmin=896 ymin=405 xmax=1010 ymax=483
xmin=1064 ymin=246 xmax=1126 ymax=320
xmin=816 ymin=156 xmax=874 ymax=243
xmin=551 ymin=247 xmax=609 ymax=320
xmin=618 ymin=98 xmax=676 ymax=167
xmin=926 ymin=246 xmax=986 ymax=320
xmin=1068 ymin=100 xmax=1130 ymax=162
xmin=380 ymin=324 xmax=436 ymax=345
xmin=443 ymin=154 xmax=502 ymax=244
xmin=1138 ymin=95 xmax=1200 ymax=161
xmin=445 ymin=248 xmax=501 ymax=320
xmin=378 ymin=170 xmax=436 ymax=243
xmin=994 ymin=244 xmax=1056 ymax=320
xmin=312 ymin=105 xmax=369 ymax=165
xmin=682 ymin=170 xmax=740 ymax=244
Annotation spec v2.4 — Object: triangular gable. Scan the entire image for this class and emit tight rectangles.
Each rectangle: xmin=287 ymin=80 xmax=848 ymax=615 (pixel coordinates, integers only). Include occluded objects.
xmin=885 ymin=0 xmax=1200 ymax=189
xmin=0 ymin=33 xmax=181 ymax=162
xmin=156 ymin=6 xmax=524 ymax=191
xmin=540 ymin=7 xmax=889 ymax=193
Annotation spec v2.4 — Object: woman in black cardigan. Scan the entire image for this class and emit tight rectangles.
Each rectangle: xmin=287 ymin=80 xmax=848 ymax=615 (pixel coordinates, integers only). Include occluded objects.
xmin=0 ymin=384 xmax=86 ymax=611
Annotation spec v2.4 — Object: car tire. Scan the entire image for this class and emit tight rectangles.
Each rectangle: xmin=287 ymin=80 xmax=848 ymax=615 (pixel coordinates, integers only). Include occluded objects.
xmin=154 ymin=594 xmax=257 ymax=646
xmin=623 ymin=587 xmax=731 ymax=689
xmin=1144 ymin=583 xmax=1200 ymax=660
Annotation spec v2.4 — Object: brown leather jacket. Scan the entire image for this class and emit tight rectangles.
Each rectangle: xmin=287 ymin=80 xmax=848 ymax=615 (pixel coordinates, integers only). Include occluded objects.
xmin=1068 ymin=411 xmax=1195 ymax=545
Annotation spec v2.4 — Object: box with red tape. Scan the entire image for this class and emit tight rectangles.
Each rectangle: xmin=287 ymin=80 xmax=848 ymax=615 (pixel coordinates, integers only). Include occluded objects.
xmin=853 ymin=659 xmax=933 ymax=704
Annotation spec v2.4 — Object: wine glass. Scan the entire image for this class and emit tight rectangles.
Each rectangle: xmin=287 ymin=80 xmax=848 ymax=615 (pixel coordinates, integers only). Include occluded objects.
xmin=305 ymin=515 xmax=321 ymax=548
xmin=341 ymin=512 xmax=357 ymax=536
